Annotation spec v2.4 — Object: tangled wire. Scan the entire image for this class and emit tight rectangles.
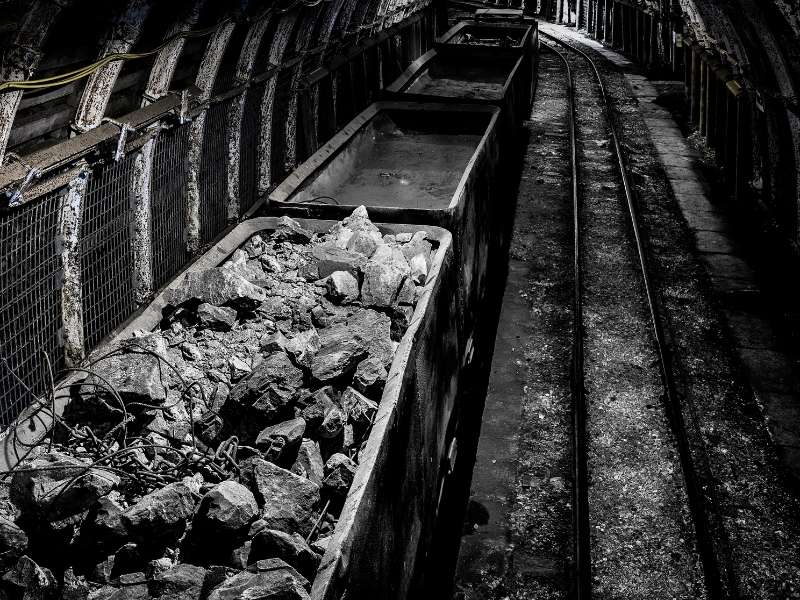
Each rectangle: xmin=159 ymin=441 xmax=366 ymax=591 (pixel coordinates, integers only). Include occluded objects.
xmin=0 ymin=342 xmax=245 ymax=508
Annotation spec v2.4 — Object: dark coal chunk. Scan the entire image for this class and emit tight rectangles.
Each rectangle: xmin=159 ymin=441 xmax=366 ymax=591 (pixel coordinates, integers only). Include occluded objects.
xmin=322 ymin=453 xmax=357 ymax=501
xmin=239 ymin=459 xmax=320 ymax=537
xmin=122 ymin=482 xmax=196 ymax=546
xmin=0 ymin=515 xmax=28 ymax=570
xmin=149 ymin=563 xmax=208 ymax=600
xmin=193 ymin=481 xmax=258 ymax=534
xmin=2 ymin=555 xmax=57 ymax=599
xmin=10 ymin=452 xmax=120 ymax=520
xmin=249 ymin=529 xmax=321 ymax=579
xmin=208 ymin=558 xmax=309 ymax=600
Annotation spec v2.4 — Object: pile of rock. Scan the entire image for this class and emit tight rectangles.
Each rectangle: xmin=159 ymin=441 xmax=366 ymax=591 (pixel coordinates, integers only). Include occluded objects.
xmin=1 ymin=208 xmax=435 ymax=600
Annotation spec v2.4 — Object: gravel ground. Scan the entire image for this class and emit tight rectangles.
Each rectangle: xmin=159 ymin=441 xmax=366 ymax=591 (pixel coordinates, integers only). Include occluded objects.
xmin=455 ymin=51 xmax=574 ymax=600
xmin=563 ymin=45 xmax=706 ymax=600
xmin=552 ymin=28 xmax=800 ymax=599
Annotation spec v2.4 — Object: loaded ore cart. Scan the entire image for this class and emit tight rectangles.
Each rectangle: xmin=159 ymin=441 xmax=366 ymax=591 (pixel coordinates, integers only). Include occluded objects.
xmin=267 ymin=100 xmax=503 ymax=356
xmin=0 ymin=212 xmax=461 ymax=600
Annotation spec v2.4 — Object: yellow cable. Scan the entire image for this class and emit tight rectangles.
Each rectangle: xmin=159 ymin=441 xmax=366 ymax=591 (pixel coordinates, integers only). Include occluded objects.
xmin=0 ymin=0 xmax=354 ymax=94
xmin=0 ymin=19 xmax=230 ymax=92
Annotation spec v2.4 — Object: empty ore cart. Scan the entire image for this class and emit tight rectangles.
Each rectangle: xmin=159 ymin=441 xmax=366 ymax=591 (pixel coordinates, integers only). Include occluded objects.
xmin=268 ymin=101 xmax=501 ymax=347
xmin=435 ymin=19 xmax=538 ymax=100
xmin=383 ymin=45 xmax=531 ymax=139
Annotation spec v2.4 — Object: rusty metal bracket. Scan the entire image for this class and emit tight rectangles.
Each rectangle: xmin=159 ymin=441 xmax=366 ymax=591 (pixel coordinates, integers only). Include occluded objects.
xmin=1 ymin=152 xmax=41 ymax=210
xmin=100 ymin=118 xmax=135 ymax=162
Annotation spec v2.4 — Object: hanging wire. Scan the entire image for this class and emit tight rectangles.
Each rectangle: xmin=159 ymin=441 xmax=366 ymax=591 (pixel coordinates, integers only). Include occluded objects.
xmin=0 ymin=0 xmax=333 ymax=94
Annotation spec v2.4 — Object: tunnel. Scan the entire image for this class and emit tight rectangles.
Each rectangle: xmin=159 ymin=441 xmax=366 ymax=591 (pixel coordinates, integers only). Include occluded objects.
xmin=0 ymin=0 xmax=799 ymax=598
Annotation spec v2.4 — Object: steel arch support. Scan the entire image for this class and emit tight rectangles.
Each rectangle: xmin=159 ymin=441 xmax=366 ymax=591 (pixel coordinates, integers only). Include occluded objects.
xmin=142 ymin=0 xmax=206 ymax=106
xmin=73 ymin=0 xmax=153 ymax=133
xmin=0 ymin=0 xmax=70 ymax=166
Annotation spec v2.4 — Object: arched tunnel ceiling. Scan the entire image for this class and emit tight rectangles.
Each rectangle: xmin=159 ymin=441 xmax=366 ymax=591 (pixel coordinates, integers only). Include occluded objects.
xmin=0 ymin=0 xmax=407 ymax=164
xmin=2 ymin=0 xmax=800 ymax=167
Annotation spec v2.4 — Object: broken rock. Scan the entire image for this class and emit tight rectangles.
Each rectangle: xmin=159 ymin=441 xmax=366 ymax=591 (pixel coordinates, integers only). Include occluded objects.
xmin=85 ymin=352 xmax=168 ymax=405
xmin=149 ymin=564 xmax=207 ymax=600
xmin=323 ymin=453 xmax=357 ymax=499
xmin=197 ymin=303 xmax=237 ymax=331
xmin=346 ymin=231 xmax=378 ymax=258
xmin=260 ymin=331 xmax=289 ymax=353
xmin=310 ymin=245 xmax=365 ymax=280
xmin=255 ymin=418 xmax=306 ymax=455
xmin=239 ymin=459 xmax=320 ymax=537
xmin=361 ymin=244 xmax=410 ymax=308
xmin=122 ymin=481 xmax=196 ymax=544
xmin=3 ymin=555 xmax=57 ymax=599
xmin=0 ymin=516 xmax=27 ymax=569
xmin=166 ymin=268 xmax=266 ymax=310
xmin=228 ymin=356 xmax=252 ymax=383
xmin=194 ymin=481 xmax=258 ymax=534
xmin=311 ymin=310 xmax=393 ymax=381
xmin=249 ymin=529 xmax=321 ymax=579
xmin=409 ymin=253 xmax=428 ymax=285
xmin=316 ymin=406 xmax=346 ymax=440
xmin=229 ymin=352 xmax=303 ymax=407
xmin=291 ymin=440 xmax=325 ymax=486
xmin=341 ymin=387 xmax=378 ymax=428
xmin=207 ymin=559 xmax=309 ymax=600
xmin=325 ymin=271 xmax=359 ymax=304
xmin=10 ymin=452 xmax=120 ymax=520
xmin=284 ymin=329 xmax=320 ymax=368
xmin=353 ymin=358 xmax=388 ymax=399
xmin=299 ymin=388 xmax=336 ymax=429
xmin=273 ymin=216 xmax=313 ymax=244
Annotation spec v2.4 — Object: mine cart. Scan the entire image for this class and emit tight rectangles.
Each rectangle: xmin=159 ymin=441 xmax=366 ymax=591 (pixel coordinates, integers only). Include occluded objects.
xmin=267 ymin=101 xmax=504 ymax=358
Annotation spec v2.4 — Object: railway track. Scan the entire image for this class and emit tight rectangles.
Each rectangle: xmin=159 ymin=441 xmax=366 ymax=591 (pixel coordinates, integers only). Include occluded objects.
xmin=540 ymin=32 xmax=727 ymax=599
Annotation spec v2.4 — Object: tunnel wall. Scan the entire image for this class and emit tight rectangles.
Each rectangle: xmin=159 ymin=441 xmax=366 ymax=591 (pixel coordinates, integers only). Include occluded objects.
xmin=540 ymin=0 xmax=800 ymax=262
xmin=0 ymin=0 xmax=440 ymax=428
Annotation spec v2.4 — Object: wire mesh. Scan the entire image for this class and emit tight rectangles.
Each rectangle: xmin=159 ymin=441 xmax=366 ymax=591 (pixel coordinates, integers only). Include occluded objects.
xmin=151 ymin=125 xmax=190 ymax=290
xmin=80 ymin=154 xmax=138 ymax=350
xmin=240 ymin=82 xmax=266 ymax=214
xmin=0 ymin=188 xmax=64 ymax=428
xmin=200 ymin=100 xmax=232 ymax=244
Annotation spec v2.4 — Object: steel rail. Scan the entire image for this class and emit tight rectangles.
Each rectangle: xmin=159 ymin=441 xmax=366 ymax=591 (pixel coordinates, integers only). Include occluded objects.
xmin=541 ymin=39 xmax=592 ymax=600
xmin=540 ymin=29 xmax=727 ymax=600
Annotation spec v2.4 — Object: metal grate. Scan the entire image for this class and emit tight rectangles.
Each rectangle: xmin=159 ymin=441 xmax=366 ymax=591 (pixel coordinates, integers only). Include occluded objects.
xmin=240 ymin=82 xmax=266 ymax=214
xmin=80 ymin=154 xmax=137 ymax=349
xmin=0 ymin=189 xmax=64 ymax=428
xmin=200 ymin=100 xmax=232 ymax=244
xmin=151 ymin=125 xmax=190 ymax=290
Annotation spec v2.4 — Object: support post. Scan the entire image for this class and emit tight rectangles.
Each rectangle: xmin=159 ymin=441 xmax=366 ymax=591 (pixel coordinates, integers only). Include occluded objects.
xmin=698 ymin=55 xmax=707 ymax=137
xmin=132 ymin=135 xmax=155 ymax=304
xmin=58 ymin=168 xmax=89 ymax=367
